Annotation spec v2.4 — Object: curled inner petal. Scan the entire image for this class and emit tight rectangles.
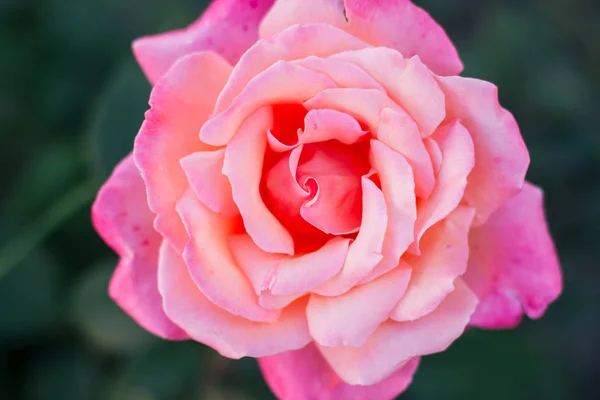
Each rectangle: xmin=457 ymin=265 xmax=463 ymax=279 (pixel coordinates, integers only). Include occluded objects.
xmin=264 ymin=140 xmax=370 ymax=242
xmin=223 ymin=107 xmax=295 ymax=255
xmin=298 ymin=142 xmax=369 ymax=235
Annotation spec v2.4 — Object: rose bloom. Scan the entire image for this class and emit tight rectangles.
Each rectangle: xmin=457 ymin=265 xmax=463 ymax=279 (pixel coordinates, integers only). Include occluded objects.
xmin=92 ymin=0 xmax=562 ymax=398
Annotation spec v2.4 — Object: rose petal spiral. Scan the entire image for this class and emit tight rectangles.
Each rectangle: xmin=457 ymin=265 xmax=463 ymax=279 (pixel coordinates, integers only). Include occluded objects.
xmin=92 ymin=1 xmax=562 ymax=399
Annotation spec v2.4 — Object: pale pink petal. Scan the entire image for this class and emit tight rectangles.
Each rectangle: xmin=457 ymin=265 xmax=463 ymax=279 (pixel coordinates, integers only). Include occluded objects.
xmin=260 ymin=0 xmax=462 ymax=76
xmin=92 ymin=155 xmax=187 ymax=340
xmin=334 ymin=50 xmax=445 ymax=136
xmin=229 ymin=235 xmax=351 ymax=296
xmin=158 ymin=241 xmax=312 ymax=359
xmin=301 ymin=109 xmax=367 ymax=145
xmin=259 ymin=343 xmax=419 ymax=400
xmin=180 ymin=149 xmax=238 ymax=216
xmin=319 ymin=278 xmax=478 ymax=385
xmin=215 ymin=23 xmax=368 ymax=114
xmin=201 ymin=61 xmax=336 ymax=146
xmin=259 ymin=292 xmax=305 ymax=310
xmin=313 ymin=177 xmax=387 ymax=296
xmin=436 ymin=76 xmax=530 ymax=225
xmin=308 ymin=267 xmax=411 ymax=347
xmin=391 ymin=206 xmax=475 ymax=322
xmin=133 ymin=0 xmax=274 ymax=84
xmin=342 ymin=0 xmax=463 ymax=75
xmin=176 ymin=190 xmax=279 ymax=323
xmin=259 ymin=0 xmax=342 ymax=37
xmin=424 ymin=137 xmax=442 ymax=175
xmin=368 ymin=140 xmax=416 ymax=278
xmin=331 ymin=47 xmax=405 ymax=79
xmin=388 ymin=55 xmax=445 ymax=136
xmin=222 ymin=107 xmax=295 ymax=255
xmin=293 ymin=56 xmax=384 ymax=90
xmin=303 ymin=88 xmax=400 ymax=131
xmin=411 ymin=120 xmax=474 ymax=253
xmin=464 ymin=182 xmax=562 ymax=328
xmin=359 ymin=259 xmax=411 ymax=290
xmin=376 ymin=107 xmax=435 ymax=199
xmin=134 ymin=52 xmax=232 ymax=252
xmin=266 ymin=109 xmax=368 ymax=153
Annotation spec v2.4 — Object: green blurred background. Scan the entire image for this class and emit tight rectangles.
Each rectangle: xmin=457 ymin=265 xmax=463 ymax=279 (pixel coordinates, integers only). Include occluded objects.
xmin=1 ymin=0 xmax=599 ymax=399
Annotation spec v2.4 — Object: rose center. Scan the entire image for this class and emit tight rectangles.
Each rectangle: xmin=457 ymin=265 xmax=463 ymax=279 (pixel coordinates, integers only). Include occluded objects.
xmin=262 ymin=103 xmax=370 ymax=246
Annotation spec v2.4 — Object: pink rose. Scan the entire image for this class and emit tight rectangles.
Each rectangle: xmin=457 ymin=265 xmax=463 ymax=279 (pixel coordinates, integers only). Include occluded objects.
xmin=92 ymin=0 xmax=562 ymax=398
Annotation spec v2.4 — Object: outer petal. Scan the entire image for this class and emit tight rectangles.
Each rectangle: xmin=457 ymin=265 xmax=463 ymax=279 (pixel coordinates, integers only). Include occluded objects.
xmin=158 ymin=241 xmax=312 ymax=359
xmin=435 ymin=76 xmax=530 ymax=225
xmin=319 ymin=278 xmax=478 ymax=385
xmin=177 ymin=190 xmax=280 ymax=323
xmin=334 ymin=50 xmax=445 ymax=136
xmin=391 ymin=206 xmax=475 ymax=322
xmin=133 ymin=0 xmax=274 ymax=84
xmin=180 ymin=149 xmax=238 ymax=216
xmin=214 ymin=23 xmax=368 ymax=114
xmin=201 ymin=61 xmax=336 ymax=146
xmin=134 ymin=52 xmax=232 ymax=252
xmin=411 ymin=120 xmax=474 ymax=252
xmin=293 ymin=56 xmax=384 ymax=90
xmin=259 ymin=343 xmax=420 ymax=400
xmin=260 ymin=0 xmax=463 ymax=76
xmin=464 ymin=182 xmax=562 ymax=329
xmin=308 ymin=266 xmax=411 ymax=347
xmin=222 ymin=107 xmax=295 ymax=254
xmin=92 ymin=155 xmax=187 ymax=340
xmin=229 ymin=235 xmax=351 ymax=296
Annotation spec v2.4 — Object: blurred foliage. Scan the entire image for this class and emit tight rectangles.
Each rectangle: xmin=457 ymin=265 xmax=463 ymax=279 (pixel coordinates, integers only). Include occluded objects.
xmin=0 ymin=0 xmax=599 ymax=399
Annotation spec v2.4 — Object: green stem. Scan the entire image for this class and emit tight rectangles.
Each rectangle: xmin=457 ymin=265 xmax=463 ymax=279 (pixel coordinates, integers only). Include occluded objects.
xmin=0 ymin=180 xmax=99 ymax=280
